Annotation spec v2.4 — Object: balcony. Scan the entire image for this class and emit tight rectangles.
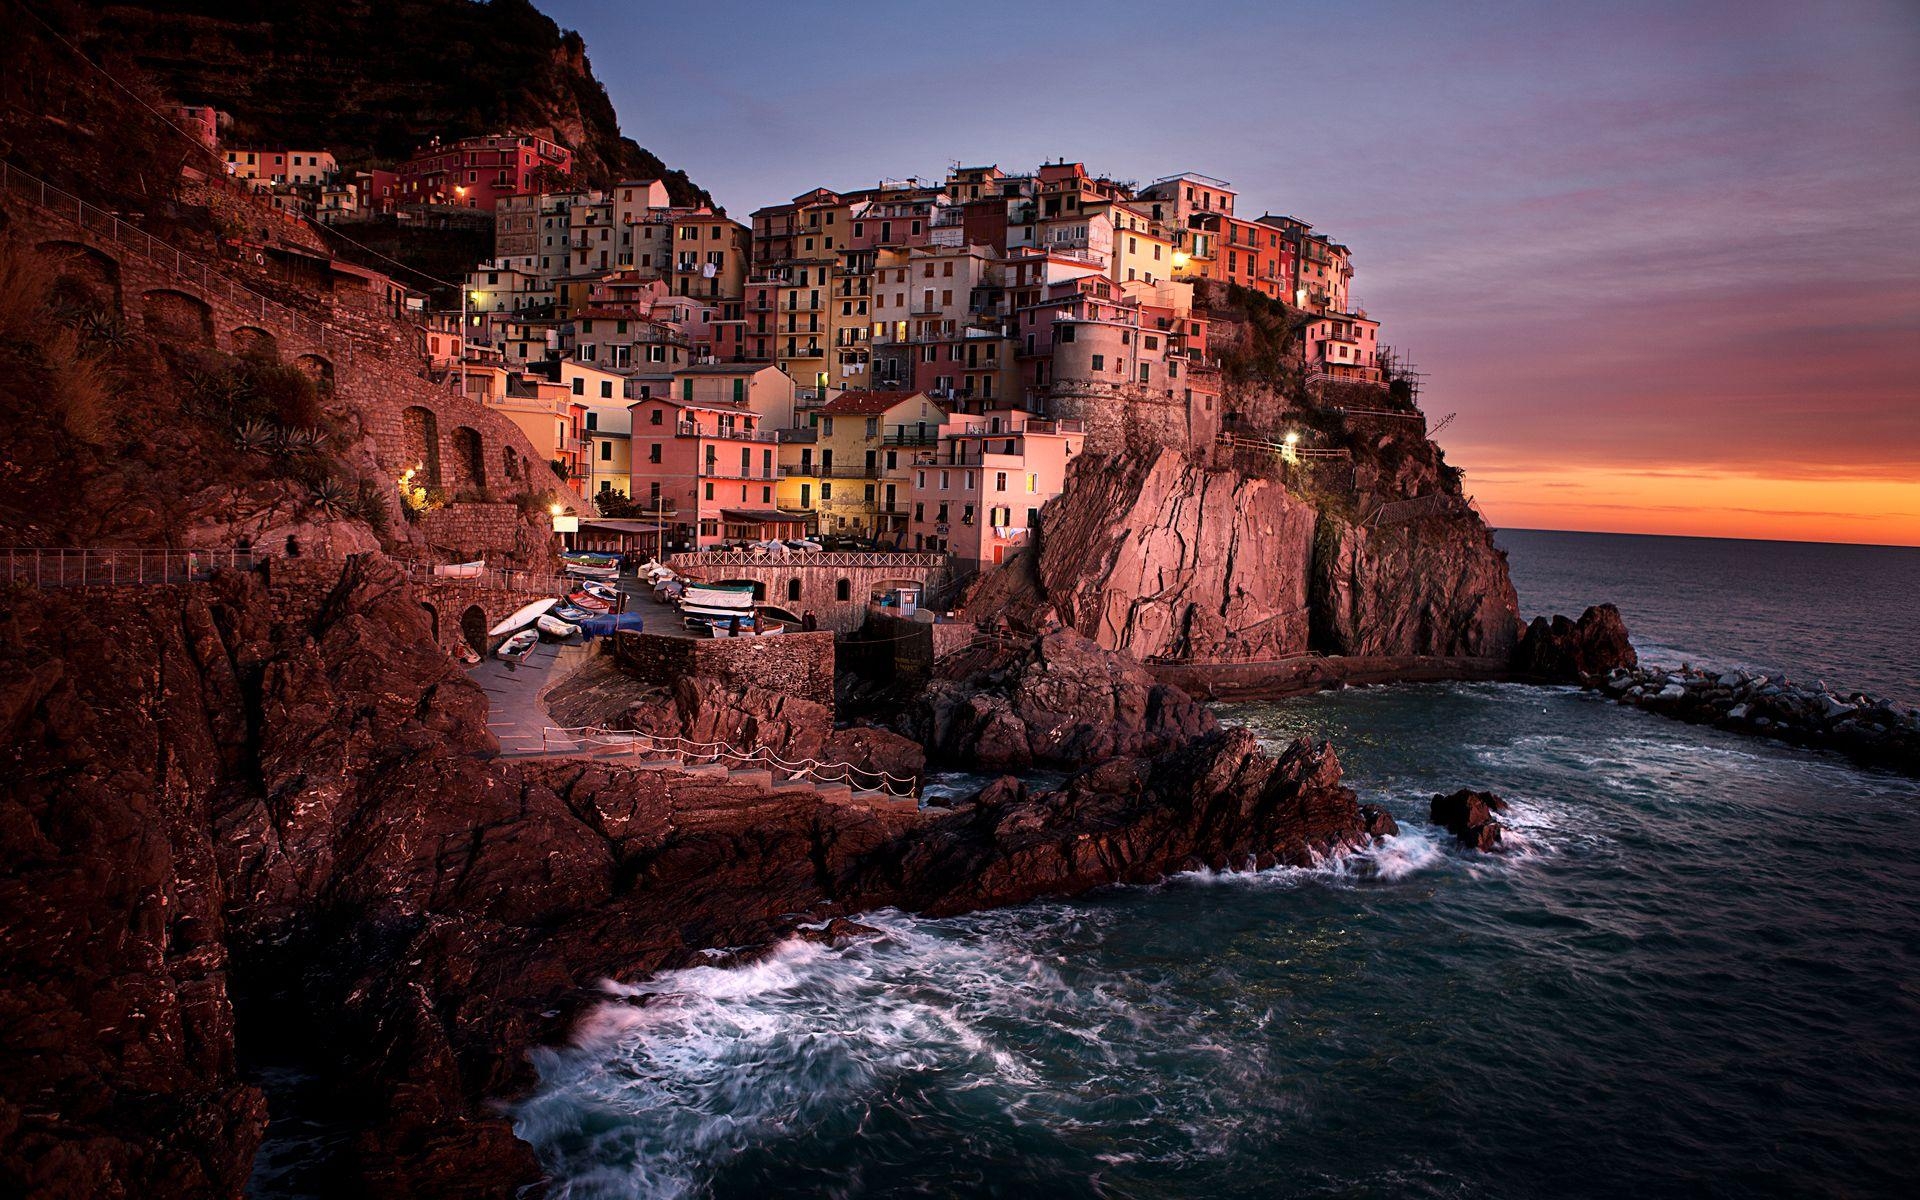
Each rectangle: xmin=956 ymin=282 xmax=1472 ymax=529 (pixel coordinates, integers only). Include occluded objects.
xmin=634 ymin=500 xmax=678 ymax=517
xmin=825 ymin=463 xmax=880 ymax=479
xmin=700 ymin=463 xmax=778 ymax=481
xmin=677 ymin=421 xmax=779 ymax=443
xmin=777 ymin=463 xmax=818 ymax=478
xmin=882 ymin=426 xmax=939 ymax=446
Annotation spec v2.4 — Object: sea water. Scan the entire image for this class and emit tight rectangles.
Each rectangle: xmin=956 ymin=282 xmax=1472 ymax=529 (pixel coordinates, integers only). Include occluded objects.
xmin=518 ymin=532 xmax=1920 ymax=1198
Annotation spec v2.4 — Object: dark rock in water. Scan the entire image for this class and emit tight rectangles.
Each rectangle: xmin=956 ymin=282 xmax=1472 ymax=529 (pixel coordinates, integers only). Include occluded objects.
xmin=1359 ymin=804 xmax=1401 ymax=838
xmin=1429 ymin=788 xmax=1507 ymax=851
xmin=1513 ymin=603 xmax=1637 ymax=683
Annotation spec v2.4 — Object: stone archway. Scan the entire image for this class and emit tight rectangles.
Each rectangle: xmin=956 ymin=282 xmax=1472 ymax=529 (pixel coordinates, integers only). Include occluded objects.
xmin=294 ymin=353 xmax=335 ymax=387
xmin=141 ymin=288 xmax=214 ymax=344
xmin=231 ymin=325 xmax=279 ymax=359
xmin=421 ymin=602 xmax=440 ymax=645
xmin=402 ymin=405 xmax=442 ymax=486
xmin=451 ymin=426 xmax=486 ymax=491
xmin=37 ymin=239 xmax=122 ymax=315
xmin=502 ymin=444 xmax=521 ymax=483
xmin=459 ymin=604 xmax=489 ymax=654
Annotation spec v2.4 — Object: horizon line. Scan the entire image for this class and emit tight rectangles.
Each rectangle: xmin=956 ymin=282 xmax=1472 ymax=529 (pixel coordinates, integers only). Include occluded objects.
xmin=1494 ymin=526 xmax=1920 ymax=552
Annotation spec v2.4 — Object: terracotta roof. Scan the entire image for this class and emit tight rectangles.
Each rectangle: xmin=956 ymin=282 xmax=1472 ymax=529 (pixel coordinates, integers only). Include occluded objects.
xmin=819 ymin=389 xmax=934 ymax=416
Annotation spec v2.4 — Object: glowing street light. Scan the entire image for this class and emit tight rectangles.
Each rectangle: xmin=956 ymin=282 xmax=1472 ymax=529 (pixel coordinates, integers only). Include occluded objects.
xmin=1282 ymin=430 xmax=1300 ymax=464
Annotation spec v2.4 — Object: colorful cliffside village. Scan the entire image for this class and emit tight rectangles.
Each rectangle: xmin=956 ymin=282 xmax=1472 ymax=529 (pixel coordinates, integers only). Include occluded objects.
xmin=191 ymin=112 xmax=1398 ymax=571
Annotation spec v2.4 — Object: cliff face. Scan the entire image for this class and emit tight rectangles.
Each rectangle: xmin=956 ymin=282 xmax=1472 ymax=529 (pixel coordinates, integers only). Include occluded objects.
xmin=984 ymin=438 xmax=1521 ymax=664
xmin=0 ymin=557 xmax=1372 ymax=1198
xmin=83 ymin=0 xmax=708 ymax=203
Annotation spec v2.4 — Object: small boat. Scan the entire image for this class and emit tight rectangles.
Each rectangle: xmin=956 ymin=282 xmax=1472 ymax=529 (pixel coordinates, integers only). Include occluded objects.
xmin=433 ymin=559 xmax=485 ymax=579
xmin=488 ymin=597 xmax=559 ymax=636
xmin=680 ymin=582 xmax=756 ymax=610
xmin=581 ymin=582 xmax=622 ymax=603
xmin=563 ymin=561 xmax=619 ymax=580
xmin=552 ymin=603 xmax=596 ymax=622
xmin=536 ymin=613 xmax=581 ymax=640
xmin=568 ymin=590 xmax=612 ymax=613
xmin=495 ymin=628 xmax=539 ymax=660
xmin=561 ymin=550 xmax=620 ymax=563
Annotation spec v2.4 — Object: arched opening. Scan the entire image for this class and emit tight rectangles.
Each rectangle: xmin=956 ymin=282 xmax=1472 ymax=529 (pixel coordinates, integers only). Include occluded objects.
xmin=459 ymin=604 xmax=489 ymax=654
xmin=37 ymin=240 xmax=122 ymax=316
xmin=421 ymin=602 xmax=440 ymax=645
xmin=451 ymin=426 xmax=486 ymax=491
xmin=294 ymin=353 xmax=335 ymax=387
xmin=714 ymin=578 xmax=767 ymax=601
xmin=502 ymin=444 xmax=521 ymax=482
xmin=141 ymin=288 xmax=214 ymax=344
xmin=786 ymin=578 xmax=802 ymax=602
xmin=402 ymin=405 xmax=442 ymax=486
xmin=230 ymin=325 xmax=279 ymax=359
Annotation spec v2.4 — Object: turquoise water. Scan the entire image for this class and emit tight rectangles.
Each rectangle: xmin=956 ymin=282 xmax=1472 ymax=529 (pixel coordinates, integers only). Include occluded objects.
xmin=519 ymin=534 xmax=1920 ymax=1198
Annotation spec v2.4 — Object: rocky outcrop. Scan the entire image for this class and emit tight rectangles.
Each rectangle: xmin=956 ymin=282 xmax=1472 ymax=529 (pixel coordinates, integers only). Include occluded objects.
xmin=916 ymin=628 xmax=1217 ymax=771
xmin=620 ymin=674 xmax=927 ymax=782
xmin=973 ymin=443 xmax=1523 ymax=667
xmin=1596 ymin=664 xmax=1920 ymax=775
xmin=1429 ymin=788 xmax=1508 ymax=851
xmin=1018 ymin=450 xmax=1318 ymax=662
xmin=1310 ymin=512 xmax=1521 ymax=659
xmin=1513 ymin=604 xmax=1638 ymax=683
xmin=0 ymin=556 xmax=1378 ymax=1198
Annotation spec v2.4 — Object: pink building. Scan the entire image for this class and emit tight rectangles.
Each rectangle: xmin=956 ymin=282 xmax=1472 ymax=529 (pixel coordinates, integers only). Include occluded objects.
xmin=907 ymin=409 xmax=1085 ymax=567
xmin=397 ymin=134 xmax=574 ymax=210
xmin=627 ymin=396 xmax=782 ymax=546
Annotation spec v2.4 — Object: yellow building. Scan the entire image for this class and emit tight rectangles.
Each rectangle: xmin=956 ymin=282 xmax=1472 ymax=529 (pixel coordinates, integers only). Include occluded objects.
xmin=807 ymin=390 xmax=948 ymax=541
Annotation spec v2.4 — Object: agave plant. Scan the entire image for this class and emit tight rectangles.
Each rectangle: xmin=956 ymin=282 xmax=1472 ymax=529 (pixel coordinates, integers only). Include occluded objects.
xmin=307 ymin=475 xmax=351 ymax=520
xmin=80 ymin=310 xmax=133 ymax=351
xmin=233 ymin=419 xmax=274 ymax=454
xmin=283 ymin=425 xmax=323 ymax=453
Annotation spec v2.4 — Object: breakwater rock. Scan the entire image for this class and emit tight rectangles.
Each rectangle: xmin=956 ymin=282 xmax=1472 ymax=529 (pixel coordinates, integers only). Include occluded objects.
xmin=1513 ymin=603 xmax=1637 ymax=683
xmin=1598 ymin=664 xmax=1920 ymax=774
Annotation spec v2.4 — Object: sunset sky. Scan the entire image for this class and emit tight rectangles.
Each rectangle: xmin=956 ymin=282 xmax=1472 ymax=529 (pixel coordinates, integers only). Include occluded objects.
xmin=546 ymin=0 xmax=1920 ymax=546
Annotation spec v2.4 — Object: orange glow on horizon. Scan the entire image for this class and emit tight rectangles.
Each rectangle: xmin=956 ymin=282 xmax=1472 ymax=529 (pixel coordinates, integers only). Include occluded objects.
xmin=1466 ymin=464 xmax=1920 ymax=549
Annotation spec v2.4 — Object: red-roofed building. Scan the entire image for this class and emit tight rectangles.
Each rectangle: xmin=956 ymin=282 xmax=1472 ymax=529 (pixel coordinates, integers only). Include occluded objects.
xmin=396 ymin=134 xmax=574 ymax=210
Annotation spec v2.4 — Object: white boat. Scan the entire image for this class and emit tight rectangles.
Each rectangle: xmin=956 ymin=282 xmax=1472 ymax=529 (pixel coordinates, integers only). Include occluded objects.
xmin=680 ymin=582 xmax=756 ymax=610
xmin=563 ymin=561 xmax=619 ymax=579
xmin=581 ymin=581 xmax=622 ymax=603
xmin=487 ymin=597 xmax=559 ymax=636
xmin=433 ymin=559 xmax=485 ymax=579
xmin=495 ymin=629 xmax=539 ymax=659
xmin=536 ymin=614 xmax=581 ymax=639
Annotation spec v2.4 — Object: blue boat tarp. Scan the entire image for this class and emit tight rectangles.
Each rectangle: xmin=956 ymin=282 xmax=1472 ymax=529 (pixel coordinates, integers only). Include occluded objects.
xmin=578 ymin=612 xmax=644 ymax=638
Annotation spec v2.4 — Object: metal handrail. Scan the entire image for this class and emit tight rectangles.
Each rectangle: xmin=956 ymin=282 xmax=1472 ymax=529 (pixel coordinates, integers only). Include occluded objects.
xmin=1 ymin=546 xmax=261 ymax=588
xmin=0 ymin=159 xmax=349 ymax=354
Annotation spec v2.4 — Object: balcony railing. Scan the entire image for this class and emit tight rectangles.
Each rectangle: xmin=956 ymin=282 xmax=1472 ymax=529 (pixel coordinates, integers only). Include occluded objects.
xmin=677 ymin=421 xmax=779 ymax=443
xmin=700 ymin=464 xmax=778 ymax=480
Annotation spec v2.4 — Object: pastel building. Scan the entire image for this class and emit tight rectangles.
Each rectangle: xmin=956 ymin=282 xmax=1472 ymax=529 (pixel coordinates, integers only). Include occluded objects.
xmin=907 ymin=410 xmax=1086 ymax=566
xmin=398 ymin=134 xmax=574 ymax=210
xmin=627 ymin=396 xmax=782 ymax=545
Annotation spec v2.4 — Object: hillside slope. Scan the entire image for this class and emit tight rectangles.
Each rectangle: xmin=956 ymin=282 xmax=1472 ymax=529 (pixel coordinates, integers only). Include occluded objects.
xmin=84 ymin=0 xmax=708 ymax=203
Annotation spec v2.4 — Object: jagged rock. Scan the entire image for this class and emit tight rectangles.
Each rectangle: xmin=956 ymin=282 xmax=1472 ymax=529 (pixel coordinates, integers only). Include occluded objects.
xmin=1513 ymin=603 xmax=1638 ymax=683
xmin=1429 ymin=788 xmax=1506 ymax=851
xmin=624 ymin=675 xmax=926 ymax=782
xmin=919 ymin=628 xmax=1216 ymax=769
xmin=1358 ymin=804 xmax=1401 ymax=838
xmin=1311 ymin=514 xmax=1523 ymax=659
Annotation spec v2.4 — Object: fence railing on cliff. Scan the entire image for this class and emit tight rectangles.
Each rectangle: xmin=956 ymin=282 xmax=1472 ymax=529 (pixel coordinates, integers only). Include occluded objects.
xmin=1 ymin=547 xmax=261 ymax=588
xmin=1364 ymin=493 xmax=1468 ymax=528
xmin=536 ymin=725 xmax=920 ymax=799
xmin=0 ymin=160 xmax=341 ymax=355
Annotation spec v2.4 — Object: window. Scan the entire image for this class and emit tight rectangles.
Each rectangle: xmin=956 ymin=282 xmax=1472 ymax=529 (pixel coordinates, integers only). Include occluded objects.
xmin=865 ymin=417 xmax=879 ymax=437
xmin=649 ymin=444 xmax=661 ymax=463
xmin=1058 ymin=324 xmax=1075 ymax=343
xmin=600 ymin=442 xmax=612 ymax=461
xmin=787 ymin=578 xmax=801 ymax=601
xmin=995 ymin=472 xmax=1007 ymax=492
xmin=836 ymin=578 xmax=851 ymax=601
xmin=1091 ymin=354 xmax=1105 ymax=372
xmin=649 ymin=409 xmax=663 ymax=425
xmin=704 ymin=482 xmax=714 ymax=500
xmin=1028 ymin=473 xmax=1038 ymax=493
xmin=585 ymin=412 xmax=598 ymax=430
xmin=821 ymin=482 xmax=832 ymax=500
